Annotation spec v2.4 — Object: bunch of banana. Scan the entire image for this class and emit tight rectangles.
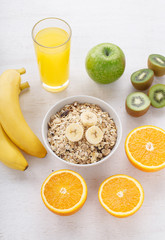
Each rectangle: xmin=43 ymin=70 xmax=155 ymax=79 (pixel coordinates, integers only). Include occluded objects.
xmin=0 ymin=68 xmax=47 ymax=171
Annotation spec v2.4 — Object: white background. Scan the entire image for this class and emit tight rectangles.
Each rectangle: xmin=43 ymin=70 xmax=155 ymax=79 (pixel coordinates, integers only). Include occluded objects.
xmin=0 ymin=0 xmax=165 ymax=239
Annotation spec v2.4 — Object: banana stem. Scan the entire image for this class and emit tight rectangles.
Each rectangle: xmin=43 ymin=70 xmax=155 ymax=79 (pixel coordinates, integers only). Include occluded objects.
xmin=17 ymin=68 xmax=26 ymax=75
xmin=20 ymin=81 xmax=30 ymax=91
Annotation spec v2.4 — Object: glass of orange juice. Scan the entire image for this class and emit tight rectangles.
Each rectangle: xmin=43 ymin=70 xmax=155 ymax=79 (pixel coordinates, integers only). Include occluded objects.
xmin=32 ymin=18 xmax=71 ymax=92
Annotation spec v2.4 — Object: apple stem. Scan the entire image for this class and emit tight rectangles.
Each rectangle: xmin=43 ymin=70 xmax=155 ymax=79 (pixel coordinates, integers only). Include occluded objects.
xmin=104 ymin=48 xmax=111 ymax=56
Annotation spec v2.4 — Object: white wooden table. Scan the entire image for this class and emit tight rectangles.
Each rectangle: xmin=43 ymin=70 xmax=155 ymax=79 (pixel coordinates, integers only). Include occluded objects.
xmin=0 ymin=0 xmax=165 ymax=239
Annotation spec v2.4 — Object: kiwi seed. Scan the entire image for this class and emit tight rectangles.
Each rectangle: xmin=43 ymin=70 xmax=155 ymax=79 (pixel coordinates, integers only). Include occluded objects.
xmin=131 ymin=68 xmax=154 ymax=90
xmin=148 ymin=54 xmax=165 ymax=76
xmin=148 ymin=84 xmax=165 ymax=108
xmin=126 ymin=92 xmax=151 ymax=117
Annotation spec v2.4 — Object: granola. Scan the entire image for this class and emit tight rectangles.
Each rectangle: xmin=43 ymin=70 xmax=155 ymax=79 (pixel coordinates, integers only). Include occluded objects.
xmin=47 ymin=102 xmax=117 ymax=164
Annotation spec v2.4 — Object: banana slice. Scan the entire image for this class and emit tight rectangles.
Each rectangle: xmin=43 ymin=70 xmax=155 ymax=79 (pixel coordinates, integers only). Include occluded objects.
xmin=85 ymin=126 xmax=103 ymax=145
xmin=66 ymin=123 xmax=84 ymax=142
xmin=81 ymin=111 xmax=97 ymax=127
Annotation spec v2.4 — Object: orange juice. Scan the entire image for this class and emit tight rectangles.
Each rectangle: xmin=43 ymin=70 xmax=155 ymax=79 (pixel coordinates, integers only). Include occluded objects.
xmin=34 ymin=27 xmax=71 ymax=92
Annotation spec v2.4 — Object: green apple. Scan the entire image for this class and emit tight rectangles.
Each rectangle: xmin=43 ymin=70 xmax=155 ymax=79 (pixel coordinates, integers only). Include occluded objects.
xmin=85 ymin=43 xmax=125 ymax=84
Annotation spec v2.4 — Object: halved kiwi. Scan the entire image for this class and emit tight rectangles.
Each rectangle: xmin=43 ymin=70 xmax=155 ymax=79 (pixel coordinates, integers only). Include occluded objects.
xmin=148 ymin=84 xmax=165 ymax=108
xmin=126 ymin=92 xmax=151 ymax=117
xmin=131 ymin=68 xmax=154 ymax=90
xmin=148 ymin=54 xmax=165 ymax=76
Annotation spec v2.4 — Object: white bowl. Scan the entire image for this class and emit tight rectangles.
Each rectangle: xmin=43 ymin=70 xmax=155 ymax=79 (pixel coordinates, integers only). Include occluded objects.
xmin=42 ymin=95 xmax=122 ymax=167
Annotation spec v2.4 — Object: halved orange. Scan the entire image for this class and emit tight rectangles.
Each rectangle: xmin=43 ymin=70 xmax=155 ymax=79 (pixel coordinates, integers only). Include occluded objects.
xmin=98 ymin=175 xmax=144 ymax=217
xmin=41 ymin=169 xmax=87 ymax=216
xmin=125 ymin=125 xmax=165 ymax=172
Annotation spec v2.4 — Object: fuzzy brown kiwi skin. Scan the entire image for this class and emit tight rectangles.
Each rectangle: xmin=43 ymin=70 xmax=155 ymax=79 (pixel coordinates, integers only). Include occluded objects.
xmin=132 ymin=74 xmax=154 ymax=91
xmin=148 ymin=58 xmax=165 ymax=77
xmin=125 ymin=100 xmax=150 ymax=117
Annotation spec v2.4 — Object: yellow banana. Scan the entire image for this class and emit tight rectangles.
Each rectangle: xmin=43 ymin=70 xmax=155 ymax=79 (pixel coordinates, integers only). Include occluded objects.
xmin=0 ymin=68 xmax=47 ymax=158
xmin=0 ymin=124 xmax=28 ymax=171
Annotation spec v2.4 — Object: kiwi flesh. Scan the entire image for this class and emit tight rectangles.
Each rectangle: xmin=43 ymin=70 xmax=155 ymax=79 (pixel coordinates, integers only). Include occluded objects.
xmin=131 ymin=68 xmax=154 ymax=90
xmin=148 ymin=54 xmax=165 ymax=76
xmin=148 ymin=84 xmax=165 ymax=108
xmin=126 ymin=92 xmax=151 ymax=117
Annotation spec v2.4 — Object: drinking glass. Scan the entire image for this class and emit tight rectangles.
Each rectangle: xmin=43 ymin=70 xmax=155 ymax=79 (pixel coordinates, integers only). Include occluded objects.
xmin=32 ymin=17 xmax=71 ymax=92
